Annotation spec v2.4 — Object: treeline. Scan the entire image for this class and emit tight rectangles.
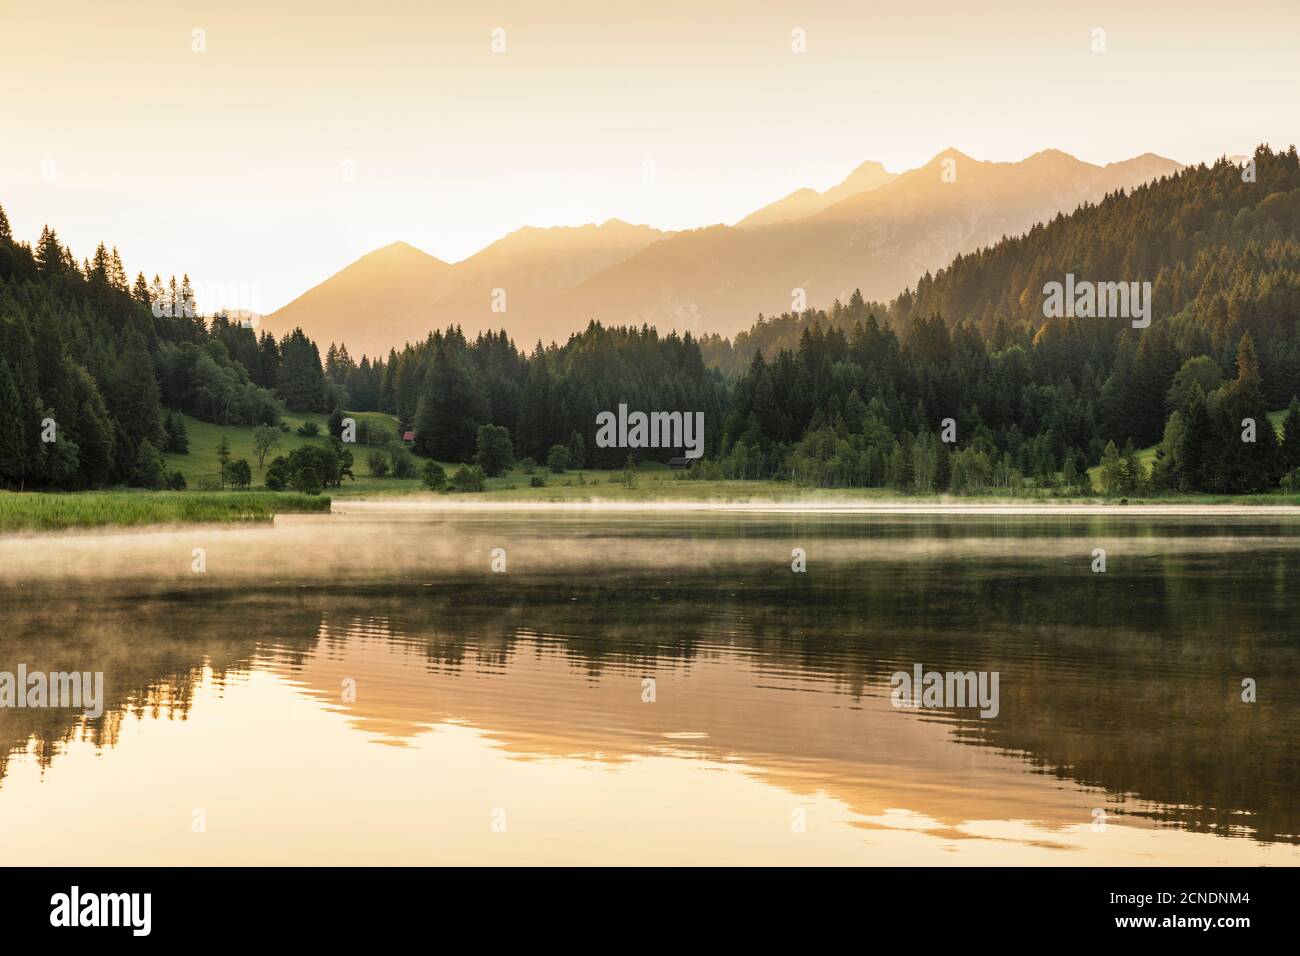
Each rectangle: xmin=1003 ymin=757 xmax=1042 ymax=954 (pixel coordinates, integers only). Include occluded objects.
xmin=329 ymin=321 xmax=726 ymax=468
xmin=0 ymin=210 xmax=346 ymax=489
xmin=705 ymin=145 xmax=1300 ymax=492
xmin=698 ymin=293 xmax=891 ymax=378
xmin=714 ymin=308 xmax=1098 ymax=492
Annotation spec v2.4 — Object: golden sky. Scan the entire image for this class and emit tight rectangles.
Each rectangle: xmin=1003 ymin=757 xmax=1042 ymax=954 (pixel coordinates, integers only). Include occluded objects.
xmin=1 ymin=0 xmax=1296 ymax=313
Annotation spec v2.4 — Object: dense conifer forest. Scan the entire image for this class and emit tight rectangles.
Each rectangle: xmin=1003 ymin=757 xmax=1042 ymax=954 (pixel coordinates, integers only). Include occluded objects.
xmin=708 ymin=146 xmax=1300 ymax=493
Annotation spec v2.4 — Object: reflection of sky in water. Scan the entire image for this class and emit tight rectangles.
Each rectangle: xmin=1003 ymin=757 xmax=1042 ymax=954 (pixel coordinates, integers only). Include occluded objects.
xmin=0 ymin=512 xmax=1297 ymax=865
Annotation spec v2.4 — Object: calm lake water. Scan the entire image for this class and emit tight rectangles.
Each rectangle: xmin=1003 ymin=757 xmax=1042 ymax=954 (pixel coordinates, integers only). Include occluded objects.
xmin=1 ymin=507 xmax=1297 ymax=865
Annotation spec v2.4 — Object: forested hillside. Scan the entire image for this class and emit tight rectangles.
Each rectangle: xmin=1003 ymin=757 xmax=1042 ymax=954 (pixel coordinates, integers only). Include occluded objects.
xmin=0 ymin=207 xmax=724 ymax=488
xmin=0 ymin=212 xmax=336 ymax=489
xmin=711 ymin=146 xmax=1300 ymax=494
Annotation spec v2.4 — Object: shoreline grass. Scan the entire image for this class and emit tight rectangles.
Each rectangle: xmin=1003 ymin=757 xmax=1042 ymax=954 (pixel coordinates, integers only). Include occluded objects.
xmin=0 ymin=491 xmax=331 ymax=534
xmin=6 ymin=482 xmax=1299 ymax=537
xmin=191 ymin=465 xmax=1300 ymax=508
xmin=338 ymin=467 xmax=1300 ymax=507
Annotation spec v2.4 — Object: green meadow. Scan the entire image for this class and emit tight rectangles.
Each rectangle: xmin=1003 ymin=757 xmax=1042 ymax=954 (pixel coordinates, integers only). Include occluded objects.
xmin=159 ymin=409 xmax=657 ymax=498
xmin=164 ymin=409 xmax=399 ymax=488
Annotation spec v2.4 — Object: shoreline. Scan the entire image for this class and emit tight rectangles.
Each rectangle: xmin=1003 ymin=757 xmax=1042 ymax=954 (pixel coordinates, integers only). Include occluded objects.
xmin=7 ymin=491 xmax=1300 ymax=539
xmin=332 ymin=497 xmax=1300 ymax=517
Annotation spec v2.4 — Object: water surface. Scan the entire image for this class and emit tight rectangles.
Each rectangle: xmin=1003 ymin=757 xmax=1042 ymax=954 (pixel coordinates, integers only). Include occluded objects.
xmin=1 ymin=510 xmax=1296 ymax=864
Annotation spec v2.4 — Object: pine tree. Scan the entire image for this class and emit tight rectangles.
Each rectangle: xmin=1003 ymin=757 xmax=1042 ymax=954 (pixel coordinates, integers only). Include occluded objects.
xmin=35 ymin=225 xmax=62 ymax=273
xmin=107 ymin=335 xmax=165 ymax=459
xmin=148 ymin=274 xmax=166 ymax=313
xmin=1223 ymin=334 xmax=1277 ymax=492
xmin=276 ymin=328 xmax=328 ymax=411
xmin=89 ymin=242 xmax=111 ymax=284
xmin=0 ymin=360 xmax=27 ymax=485
xmin=109 ymin=247 xmax=128 ymax=291
xmin=216 ymin=435 xmax=231 ymax=490
xmin=515 ymin=348 xmax=553 ymax=460
xmin=1178 ymin=384 xmax=1214 ymax=492
xmin=414 ymin=343 xmax=489 ymax=460
xmin=1281 ymin=397 xmax=1300 ymax=475
xmin=1099 ymin=441 xmax=1122 ymax=496
xmin=1121 ymin=438 xmax=1143 ymax=494
xmin=256 ymin=331 xmax=281 ymax=389
xmin=66 ymin=362 xmax=116 ymax=487
xmin=935 ymin=442 xmax=952 ymax=492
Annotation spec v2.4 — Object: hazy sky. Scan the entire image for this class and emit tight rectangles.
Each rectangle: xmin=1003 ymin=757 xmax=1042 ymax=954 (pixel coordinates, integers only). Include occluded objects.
xmin=2 ymin=0 xmax=1296 ymax=313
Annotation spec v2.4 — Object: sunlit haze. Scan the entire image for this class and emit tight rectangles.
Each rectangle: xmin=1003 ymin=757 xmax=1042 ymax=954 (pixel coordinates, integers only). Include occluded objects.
xmin=2 ymin=0 xmax=1297 ymax=312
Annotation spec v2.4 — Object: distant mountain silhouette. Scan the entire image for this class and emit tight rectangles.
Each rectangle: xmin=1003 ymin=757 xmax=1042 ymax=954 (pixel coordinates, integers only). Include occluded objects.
xmin=735 ymin=160 xmax=896 ymax=227
xmin=266 ymin=222 xmax=666 ymax=357
xmin=567 ymin=149 xmax=1183 ymax=339
xmin=268 ymin=241 xmax=453 ymax=357
xmin=265 ymin=149 xmax=1183 ymax=356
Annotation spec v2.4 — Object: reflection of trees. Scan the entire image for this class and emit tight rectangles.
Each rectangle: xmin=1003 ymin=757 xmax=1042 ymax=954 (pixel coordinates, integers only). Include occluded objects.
xmin=330 ymin=551 xmax=1299 ymax=846
xmin=0 ymin=588 xmax=322 ymax=783
xmin=2 ymin=532 xmax=1296 ymax=845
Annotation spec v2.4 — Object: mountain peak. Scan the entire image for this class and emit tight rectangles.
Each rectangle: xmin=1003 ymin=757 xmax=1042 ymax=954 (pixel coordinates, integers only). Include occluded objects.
xmin=840 ymin=159 xmax=890 ymax=184
xmin=1105 ymin=151 xmax=1184 ymax=172
xmin=1026 ymin=147 xmax=1079 ymax=162
xmin=927 ymin=146 xmax=977 ymax=166
xmin=364 ymin=240 xmax=448 ymax=266
xmin=737 ymin=158 xmax=896 ymax=228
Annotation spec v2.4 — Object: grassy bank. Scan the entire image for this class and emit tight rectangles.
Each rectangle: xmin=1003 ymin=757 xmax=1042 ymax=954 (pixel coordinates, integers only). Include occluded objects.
xmin=0 ymin=491 xmax=331 ymax=534
xmin=164 ymin=409 xmax=397 ymax=488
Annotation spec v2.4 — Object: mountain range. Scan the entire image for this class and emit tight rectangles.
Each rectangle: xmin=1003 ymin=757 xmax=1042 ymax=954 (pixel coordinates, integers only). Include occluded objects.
xmin=264 ymin=148 xmax=1183 ymax=358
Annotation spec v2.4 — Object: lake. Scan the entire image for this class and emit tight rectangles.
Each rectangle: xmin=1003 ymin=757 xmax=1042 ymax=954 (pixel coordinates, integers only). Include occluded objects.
xmin=1 ymin=506 xmax=1297 ymax=865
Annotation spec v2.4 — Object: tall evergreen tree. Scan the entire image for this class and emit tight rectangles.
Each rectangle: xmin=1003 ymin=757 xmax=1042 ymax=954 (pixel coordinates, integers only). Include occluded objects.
xmin=0 ymin=359 xmax=27 ymax=485
xmin=1281 ymin=397 xmax=1300 ymax=475
xmin=34 ymin=225 xmax=63 ymax=273
xmin=276 ymin=328 xmax=328 ymax=411
xmin=413 ymin=342 xmax=489 ymax=461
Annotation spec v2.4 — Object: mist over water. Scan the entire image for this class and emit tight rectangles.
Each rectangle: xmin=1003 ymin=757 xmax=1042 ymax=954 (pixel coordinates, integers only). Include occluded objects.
xmin=1 ymin=512 xmax=1297 ymax=864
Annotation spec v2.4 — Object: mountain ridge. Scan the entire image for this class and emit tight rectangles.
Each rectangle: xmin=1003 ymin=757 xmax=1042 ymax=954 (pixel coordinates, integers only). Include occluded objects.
xmin=264 ymin=148 xmax=1184 ymax=357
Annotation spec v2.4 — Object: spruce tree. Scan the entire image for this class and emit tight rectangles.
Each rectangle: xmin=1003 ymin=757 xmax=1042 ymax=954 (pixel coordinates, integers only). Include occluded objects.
xmin=0 ymin=360 xmax=27 ymax=485
xmin=1281 ymin=397 xmax=1300 ymax=475
xmin=1178 ymin=383 xmax=1214 ymax=492
xmin=276 ymin=329 xmax=328 ymax=411
xmin=414 ymin=343 xmax=488 ymax=461
xmin=34 ymin=225 xmax=62 ymax=273
xmin=1223 ymin=334 xmax=1277 ymax=491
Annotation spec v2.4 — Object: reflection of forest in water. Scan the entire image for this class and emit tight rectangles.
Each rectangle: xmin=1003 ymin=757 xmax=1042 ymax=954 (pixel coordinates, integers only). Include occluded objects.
xmin=1 ymin=514 xmax=1297 ymax=847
